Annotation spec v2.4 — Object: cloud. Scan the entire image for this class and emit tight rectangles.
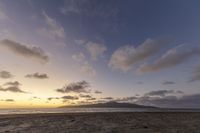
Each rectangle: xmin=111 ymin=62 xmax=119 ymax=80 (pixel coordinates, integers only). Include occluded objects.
xmin=139 ymin=44 xmax=200 ymax=73
xmin=0 ymin=8 xmax=9 ymax=20
xmin=144 ymin=90 xmax=183 ymax=97
xmin=85 ymin=41 xmax=107 ymax=60
xmin=25 ymin=73 xmax=49 ymax=79
xmin=72 ymin=53 xmax=85 ymax=62
xmin=60 ymin=0 xmax=119 ymax=18
xmin=79 ymin=94 xmax=92 ymax=98
xmin=116 ymin=96 xmax=138 ymax=102
xmin=136 ymin=93 xmax=200 ymax=108
xmin=109 ymin=38 xmax=171 ymax=72
xmin=38 ymin=11 xmax=65 ymax=39
xmin=47 ymin=95 xmax=78 ymax=103
xmin=1 ymin=99 xmax=15 ymax=102
xmin=137 ymin=81 xmax=143 ymax=84
xmin=62 ymin=95 xmax=79 ymax=100
xmin=56 ymin=80 xmax=90 ymax=93
xmin=189 ymin=66 xmax=200 ymax=82
xmin=81 ymin=62 xmax=96 ymax=77
xmin=72 ymin=52 xmax=96 ymax=77
xmin=47 ymin=97 xmax=59 ymax=101
xmin=94 ymin=90 xmax=102 ymax=94
xmin=0 ymin=81 xmax=26 ymax=93
xmin=86 ymin=97 xmax=96 ymax=101
xmin=0 ymin=70 xmax=14 ymax=79
xmin=4 ymin=81 xmax=21 ymax=86
xmin=62 ymin=95 xmax=79 ymax=103
xmin=162 ymin=81 xmax=176 ymax=85
xmin=0 ymin=39 xmax=49 ymax=63
xmin=101 ymin=97 xmax=114 ymax=100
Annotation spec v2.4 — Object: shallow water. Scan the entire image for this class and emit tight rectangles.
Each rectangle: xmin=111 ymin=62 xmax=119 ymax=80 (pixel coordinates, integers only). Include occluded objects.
xmin=0 ymin=108 xmax=199 ymax=115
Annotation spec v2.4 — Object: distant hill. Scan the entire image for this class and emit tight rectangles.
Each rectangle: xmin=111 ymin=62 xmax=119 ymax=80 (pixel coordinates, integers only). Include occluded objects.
xmin=59 ymin=101 xmax=157 ymax=108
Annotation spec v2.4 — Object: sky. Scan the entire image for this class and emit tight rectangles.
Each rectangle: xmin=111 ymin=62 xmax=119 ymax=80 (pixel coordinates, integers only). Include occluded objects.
xmin=0 ymin=0 xmax=200 ymax=108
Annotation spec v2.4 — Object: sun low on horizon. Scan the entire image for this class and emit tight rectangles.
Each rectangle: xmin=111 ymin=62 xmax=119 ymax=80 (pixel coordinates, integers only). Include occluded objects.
xmin=0 ymin=0 xmax=200 ymax=109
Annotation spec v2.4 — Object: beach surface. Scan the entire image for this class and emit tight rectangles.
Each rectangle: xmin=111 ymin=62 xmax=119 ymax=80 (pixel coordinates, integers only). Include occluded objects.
xmin=0 ymin=112 xmax=200 ymax=133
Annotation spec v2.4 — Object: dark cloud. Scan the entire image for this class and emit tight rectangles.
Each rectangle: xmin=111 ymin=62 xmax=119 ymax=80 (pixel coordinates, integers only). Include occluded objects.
xmin=3 ymin=81 xmax=21 ymax=86
xmin=47 ymin=97 xmax=59 ymax=101
xmin=162 ymin=81 xmax=176 ymax=85
xmin=0 ymin=86 xmax=25 ymax=93
xmin=47 ymin=96 xmax=79 ymax=102
xmin=131 ymin=89 xmax=200 ymax=108
xmin=32 ymin=97 xmax=41 ymax=99
xmin=1 ymin=99 xmax=15 ymax=102
xmin=5 ymin=99 xmax=15 ymax=102
xmin=189 ymin=66 xmax=200 ymax=82
xmin=25 ymin=73 xmax=49 ymax=79
xmin=56 ymin=80 xmax=90 ymax=93
xmin=62 ymin=95 xmax=79 ymax=103
xmin=109 ymin=38 xmax=171 ymax=71
xmin=0 ymin=70 xmax=14 ymax=79
xmin=139 ymin=45 xmax=200 ymax=73
xmin=61 ymin=95 xmax=79 ymax=100
xmin=0 ymin=39 xmax=49 ymax=63
xmin=94 ymin=90 xmax=102 ymax=94
xmin=101 ymin=97 xmax=114 ymax=100
xmin=136 ymin=94 xmax=200 ymax=108
xmin=144 ymin=90 xmax=183 ymax=97
xmin=79 ymin=94 xmax=92 ymax=98
xmin=0 ymin=81 xmax=26 ymax=93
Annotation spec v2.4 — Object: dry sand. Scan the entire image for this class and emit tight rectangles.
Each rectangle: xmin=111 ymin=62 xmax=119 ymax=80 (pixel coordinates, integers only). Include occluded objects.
xmin=0 ymin=112 xmax=200 ymax=133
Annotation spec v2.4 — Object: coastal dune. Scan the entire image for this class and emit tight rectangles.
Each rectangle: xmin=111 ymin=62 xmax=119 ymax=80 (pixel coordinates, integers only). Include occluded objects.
xmin=0 ymin=112 xmax=200 ymax=133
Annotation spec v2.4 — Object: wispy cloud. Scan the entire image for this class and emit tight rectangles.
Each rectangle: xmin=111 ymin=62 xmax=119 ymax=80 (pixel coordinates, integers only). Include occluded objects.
xmin=72 ymin=52 xmax=96 ymax=77
xmin=85 ymin=41 xmax=107 ymax=60
xmin=60 ymin=0 xmax=119 ymax=18
xmin=101 ymin=97 xmax=114 ymax=100
xmin=0 ymin=39 xmax=49 ymax=63
xmin=139 ymin=44 xmax=200 ymax=73
xmin=37 ymin=11 xmax=65 ymax=40
xmin=72 ymin=53 xmax=85 ymax=62
xmin=56 ymin=80 xmax=90 ymax=93
xmin=81 ymin=61 xmax=96 ymax=77
xmin=189 ymin=65 xmax=200 ymax=82
xmin=109 ymin=38 xmax=171 ymax=72
xmin=25 ymin=73 xmax=49 ymax=79
xmin=0 ymin=8 xmax=9 ymax=20
xmin=116 ymin=96 xmax=138 ymax=102
xmin=94 ymin=90 xmax=102 ymax=94
xmin=0 ymin=70 xmax=14 ymax=79
xmin=162 ymin=81 xmax=176 ymax=85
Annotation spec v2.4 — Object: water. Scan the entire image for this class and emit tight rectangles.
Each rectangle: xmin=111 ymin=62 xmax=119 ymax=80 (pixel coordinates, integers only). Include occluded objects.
xmin=0 ymin=108 xmax=199 ymax=115
xmin=0 ymin=108 xmax=156 ymax=115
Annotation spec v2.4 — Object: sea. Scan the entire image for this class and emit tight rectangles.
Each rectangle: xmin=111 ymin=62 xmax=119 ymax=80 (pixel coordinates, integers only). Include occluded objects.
xmin=0 ymin=108 xmax=200 ymax=115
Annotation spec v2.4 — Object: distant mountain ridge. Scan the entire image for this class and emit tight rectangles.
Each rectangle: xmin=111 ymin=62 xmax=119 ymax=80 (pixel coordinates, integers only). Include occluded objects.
xmin=59 ymin=101 xmax=157 ymax=108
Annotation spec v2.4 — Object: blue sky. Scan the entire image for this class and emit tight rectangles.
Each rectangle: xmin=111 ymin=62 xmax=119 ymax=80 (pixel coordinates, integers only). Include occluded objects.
xmin=0 ymin=0 xmax=200 ymax=108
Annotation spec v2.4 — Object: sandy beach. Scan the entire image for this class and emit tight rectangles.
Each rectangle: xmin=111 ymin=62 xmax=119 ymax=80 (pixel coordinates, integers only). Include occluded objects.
xmin=0 ymin=112 xmax=200 ymax=133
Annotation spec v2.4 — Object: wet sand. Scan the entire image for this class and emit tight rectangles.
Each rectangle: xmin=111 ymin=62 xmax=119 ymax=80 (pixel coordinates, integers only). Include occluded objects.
xmin=0 ymin=112 xmax=200 ymax=133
